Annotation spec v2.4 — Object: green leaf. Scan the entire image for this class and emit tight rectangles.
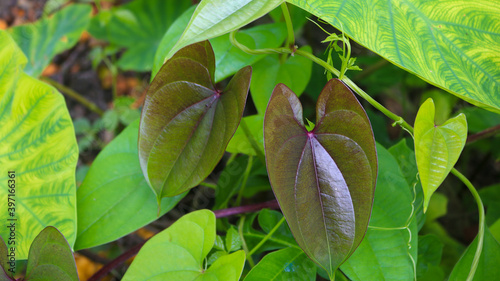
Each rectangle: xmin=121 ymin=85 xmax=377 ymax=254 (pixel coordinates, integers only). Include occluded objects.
xmin=269 ymin=3 xmax=310 ymax=31
xmin=458 ymin=106 xmax=500 ymax=133
xmin=8 ymin=4 xmax=91 ymax=77
xmin=123 ymin=210 xmax=246 ymax=281
xmin=414 ymin=98 xmax=467 ymax=212
xmin=167 ymin=0 xmax=284 ymax=59
xmin=225 ymin=227 xmax=242 ymax=252
xmin=264 ymin=79 xmax=377 ymax=278
xmin=75 ymin=119 xmax=185 ymax=250
xmin=241 ymin=213 xmax=298 ymax=253
xmin=211 ymin=23 xmax=287 ymax=82
xmin=88 ymin=0 xmax=192 ymax=71
xmin=226 ymin=115 xmax=264 ymax=156
xmin=244 ymin=247 xmax=316 ymax=281
xmin=24 ymin=227 xmax=78 ymax=281
xmin=449 ymin=227 xmax=500 ymax=281
xmin=389 ymin=139 xmax=426 ymax=230
xmin=341 ymin=143 xmax=418 ymax=281
xmin=0 ymin=31 xmax=78 ymax=259
xmin=251 ymin=45 xmax=313 ymax=114
xmin=257 ymin=209 xmax=295 ymax=247
xmin=287 ymin=0 xmax=500 ymax=113
xmin=139 ymin=41 xmax=251 ymax=201
xmin=417 ymin=234 xmax=445 ymax=281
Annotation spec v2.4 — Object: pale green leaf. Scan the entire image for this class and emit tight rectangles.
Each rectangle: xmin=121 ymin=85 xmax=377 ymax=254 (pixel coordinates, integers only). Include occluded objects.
xmin=287 ymin=0 xmax=500 ymax=113
xmin=122 ymin=210 xmax=245 ymax=281
xmin=0 ymin=31 xmax=78 ymax=260
xmin=226 ymin=115 xmax=264 ymax=156
xmin=74 ymin=120 xmax=185 ymax=250
xmin=8 ymin=4 xmax=91 ymax=77
xmin=414 ymin=98 xmax=467 ymax=212
xmin=167 ymin=0 xmax=284 ymax=60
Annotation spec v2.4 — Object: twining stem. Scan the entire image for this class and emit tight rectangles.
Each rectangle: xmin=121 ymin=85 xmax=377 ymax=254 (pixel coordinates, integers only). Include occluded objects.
xmin=235 ymin=156 xmax=254 ymax=206
xmin=281 ymin=3 xmax=295 ymax=49
xmin=248 ymin=216 xmax=286 ymax=256
xmin=451 ymin=168 xmax=485 ymax=281
xmin=41 ymin=77 xmax=105 ymax=116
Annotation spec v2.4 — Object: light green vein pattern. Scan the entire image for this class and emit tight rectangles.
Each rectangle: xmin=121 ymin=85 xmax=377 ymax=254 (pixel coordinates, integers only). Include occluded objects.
xmin=287 ymin=0 xmax=500 ymax=113
xmin=0 ymin=31 xmax=78 ymax=259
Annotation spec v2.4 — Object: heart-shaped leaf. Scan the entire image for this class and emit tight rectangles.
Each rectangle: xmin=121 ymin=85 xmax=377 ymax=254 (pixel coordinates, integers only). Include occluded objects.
xmin=139 ymin=41 xmax=251 ymax=203
xmin=264 ymin=79 xmax=377 ymax=278
xmin=414 ymin=98 xmax=467 ymax=212
xmin=24 ymin=227 xmax=78 ymax=281
xmin=122 ymin=210 xmax=246 ymax=281
xmin=75 ymin=119 xmax=185 ymax=250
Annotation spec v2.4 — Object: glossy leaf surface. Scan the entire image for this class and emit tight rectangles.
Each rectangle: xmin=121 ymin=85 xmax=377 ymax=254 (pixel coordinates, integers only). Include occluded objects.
xmin=123 ymin=210 xmax=245 ymax=281
xmin=139 ymin=41 xmax=251 ymax=201
xmin=75 ymin=120 xmax=185 ymax=250
xmin=414 ymin=98 xmax=467 ymax=212
xmin=166 ymin=0 xmax=284 ymax=59
xmin=287 ymin=0 xmax=500 ymax=113
xmin=449 ymin=227 xmax=500 ymax=281
xmin=244 ymin=247 xmax=316 ymax=281
xmin=264 ymin=79 xmax=377 ymax=277
xmin=341 ymin=144 xmax=417 ymax=281
xmin=0 ymin=31 xmax=78 ymax=259
xmin=8 ymin=4 xmax=91 ymax=77
xmin=251 ymin=46 xmax=313 ymax=114
xmin=89 ymin=0 xmax=191 ymax=71
xmin=24 ymin=227 xmax=78 ymax=281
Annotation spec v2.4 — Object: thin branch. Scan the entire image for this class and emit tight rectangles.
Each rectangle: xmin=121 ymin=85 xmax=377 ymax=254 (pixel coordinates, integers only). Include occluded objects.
xmin=466 ymin=124 xmax=500 ymax=144
xmin=214 ymin=200 xmax=279 ymax=218
xmin=41 ymin=77 xmax=105 ymax=116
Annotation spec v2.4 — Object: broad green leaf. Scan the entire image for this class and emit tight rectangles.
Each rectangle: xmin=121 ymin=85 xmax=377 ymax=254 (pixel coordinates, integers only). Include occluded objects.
xmin=414 ymin=98 xmax=467 ymax=212
xmin=287 ymin=0 xmax=500 ymax=113
xmin=139 ymin=41 xmax=251 ymax=202
xmin=0 ymin=31 xmax=78 ymax=259
xmin=211 ymin=23 xmax=287 ymax=82
xmin=75 ymin=119 xmax=185 ymax=250
xmin=244 ymin=247 xmax=316 ymax=281
xmin=226 ymin=115 xmax=264 ymax=156
xmin=264 ymin=79 xmax=377 ymax=278
xmin=152 ymin=5 xmax=197 ymax=78
xmin=167 ymin=0 xmax=284 ymax=59
xmin=24 ymin=227 xmax=78 ymax=281
xmin=251 ymin=46 xmax=313 ymax=114
xmin=8 ymin=4 xmax=91 ymax=77
xmin=417 ymin=235 xmax=445 ymax=281
xmin=89 ymin=0 xmax=192 ymax=71
xmin=341 ymin=144 xmax=417 ymax=281
xmin=491 ymin=219 xmax=500 ymax=243
xmin=389 ymin=139 xmax=426 ymax=230
xmin=123 ymin=210 xmax=245 ymax=281
xmin=449 ymin=227 xmax=500 ymax=281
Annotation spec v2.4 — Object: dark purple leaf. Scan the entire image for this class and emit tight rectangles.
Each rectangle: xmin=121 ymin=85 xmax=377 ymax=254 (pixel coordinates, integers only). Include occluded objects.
xmin=264 ymin=79 xmax=377 ymax=278
xmin=139 ymin=41 xmax=251 ymax=203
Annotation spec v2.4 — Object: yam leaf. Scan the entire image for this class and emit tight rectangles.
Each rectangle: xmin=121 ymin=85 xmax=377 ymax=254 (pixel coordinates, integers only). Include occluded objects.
xmin=264 ymin=79 xmax=377 ymax=278
xmin=139 ymin=41 xmax=251 ymax=205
